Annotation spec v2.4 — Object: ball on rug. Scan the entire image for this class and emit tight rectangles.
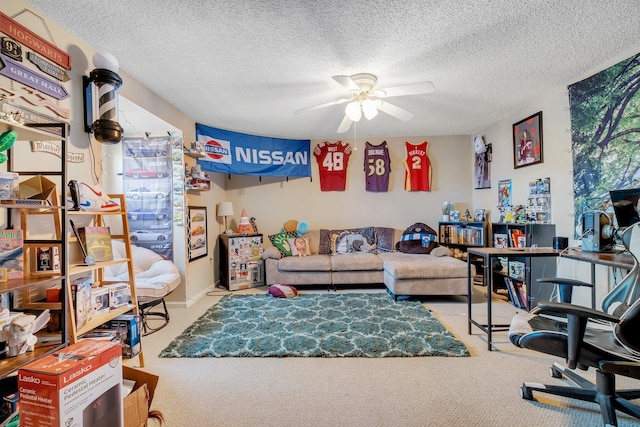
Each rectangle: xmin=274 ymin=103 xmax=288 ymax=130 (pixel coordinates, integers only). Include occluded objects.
xmin=268 ymin=284 xmax=298 ymax=298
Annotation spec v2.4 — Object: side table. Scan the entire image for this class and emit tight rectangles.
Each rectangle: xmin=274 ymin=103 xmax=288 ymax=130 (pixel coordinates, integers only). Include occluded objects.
xmin=467 ymin=246 xmax=559 ymax=350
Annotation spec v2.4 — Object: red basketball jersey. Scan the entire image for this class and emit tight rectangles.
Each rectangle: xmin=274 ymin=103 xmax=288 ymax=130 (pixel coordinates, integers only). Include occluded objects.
xmin=314 ymin=141 xmax=352 ymax=191
xmin=403 ymin=141 xmax=432 ymax=191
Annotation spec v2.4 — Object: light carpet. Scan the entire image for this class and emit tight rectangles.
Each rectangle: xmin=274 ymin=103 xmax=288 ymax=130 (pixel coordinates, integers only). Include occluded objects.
xmin=159 ymin=292 xmax=469 ymax=357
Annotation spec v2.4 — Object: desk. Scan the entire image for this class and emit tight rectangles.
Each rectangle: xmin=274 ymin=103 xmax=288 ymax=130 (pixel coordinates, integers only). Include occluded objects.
xmin=559 ymin=248 xmax=634 ymax=308
xmin=467 ymin=247 xmax=559 ymax=351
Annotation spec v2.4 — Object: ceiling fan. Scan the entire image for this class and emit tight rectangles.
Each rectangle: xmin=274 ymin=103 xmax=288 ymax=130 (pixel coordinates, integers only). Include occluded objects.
xmin=295 ymin=73 xmax=435 ymax=133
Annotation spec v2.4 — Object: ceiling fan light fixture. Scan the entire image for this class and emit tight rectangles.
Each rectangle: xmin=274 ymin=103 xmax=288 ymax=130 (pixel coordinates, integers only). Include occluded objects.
xmin=345 ymin=101 xmax=362 ymax=121
xmin=362 ymin=99 xmax=378 ymax=120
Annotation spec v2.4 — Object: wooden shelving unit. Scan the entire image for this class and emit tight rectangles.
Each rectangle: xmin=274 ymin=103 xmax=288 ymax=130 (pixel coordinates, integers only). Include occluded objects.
xmin=66 ymin=194 xmax=145 ymax=367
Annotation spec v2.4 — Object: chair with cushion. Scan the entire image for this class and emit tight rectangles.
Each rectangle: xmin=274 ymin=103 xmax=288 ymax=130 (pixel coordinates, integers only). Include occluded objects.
xmin=105 ymin=240 xmax=181 ymax=335
xmin=537 ymin=233 xmax=640 ymax=316
xmin=508 ymin=222 xmax=640 ymax=426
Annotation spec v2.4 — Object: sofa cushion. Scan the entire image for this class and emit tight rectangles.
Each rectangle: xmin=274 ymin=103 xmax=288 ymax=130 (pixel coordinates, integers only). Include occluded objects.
xmin=330 ymin=253 xmax=383 ymax=271
xmin=104 ymin=240 xmax=181 ymax=298
xmin=268 ymin=232 xmax=295 ymax=257
xmin=287 ymin=237 xmax=310 ymax=256
xmin=375 ymin=227 xmax=396 ymax=252
xmin=378 ymin=252 xmax=467 ymax=279
xmin=395 ymin=222 xmax=438 ymax=254
xmin=267 ymin=284 xmax=298 ymax=298
xmin=277 ymin=254 xmax=331 ymax=271
xmin=331 ymin=227 xmax=377 ymax=254
xmin=318 ymin=229 xmax=332 ymax=254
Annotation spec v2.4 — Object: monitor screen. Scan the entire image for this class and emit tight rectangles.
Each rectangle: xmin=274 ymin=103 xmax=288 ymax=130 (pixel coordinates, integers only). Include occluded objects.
xmin=610 ymin=188 xmax=640 ymax=228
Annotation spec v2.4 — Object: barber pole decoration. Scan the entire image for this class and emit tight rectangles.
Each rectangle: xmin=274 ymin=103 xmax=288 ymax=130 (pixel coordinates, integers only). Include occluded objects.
xmin=84 ymin=52 xmax=123 ymax=143
xmin=92 ymin=68 xmax=120 ymax=123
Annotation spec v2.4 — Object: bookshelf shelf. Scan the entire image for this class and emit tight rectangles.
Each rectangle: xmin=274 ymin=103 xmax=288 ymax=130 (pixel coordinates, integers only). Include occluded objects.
xmin=438 ymin=221 xmax=486 ymax=260
xmin=490 ymin=222 xmax=557 ymax=309
xmin=0 ymin=118 xmax=68 ymax=380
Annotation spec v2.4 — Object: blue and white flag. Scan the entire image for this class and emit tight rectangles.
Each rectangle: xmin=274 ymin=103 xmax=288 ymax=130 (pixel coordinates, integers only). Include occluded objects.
xmin=195 ymin=123 xmax=311 ymax=177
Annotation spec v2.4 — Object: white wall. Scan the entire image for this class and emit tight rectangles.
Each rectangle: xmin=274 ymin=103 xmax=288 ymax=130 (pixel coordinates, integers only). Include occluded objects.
xmin=471 ymin=89 xmax=574 ymax=241
xmin=12 ymin=0 xmax=640 ymax=307
xmin=472 ymin=44 xmax=640 ymax=307
xmin=223 ymin=135 xmax=471 ymax=235
xmin=2 ymin=1 xmax=221 ymax=307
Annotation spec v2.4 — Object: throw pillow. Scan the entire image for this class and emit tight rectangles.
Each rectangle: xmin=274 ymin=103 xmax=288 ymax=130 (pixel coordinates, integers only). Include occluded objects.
xmin=268 ymin=232 xmax=295 ymax=257
xmin=332 ymin=227 xmax=377 ymax=254
xmin=318 ymin=229 xmax=332 ymax=254
xmin=267 ymin=284 xmax=298 ymax=298
xmin=287 ymin=237 xmax=310 ymax=257
xmin=375 ymin=227 xmax=396 ymax=253
xmin=396 ymin=222 xmax=438 ymax=254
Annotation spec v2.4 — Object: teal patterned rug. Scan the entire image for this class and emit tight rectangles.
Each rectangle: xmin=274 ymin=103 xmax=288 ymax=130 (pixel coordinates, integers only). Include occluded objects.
xmin=159 ymin=293 xmax=469 ymax=358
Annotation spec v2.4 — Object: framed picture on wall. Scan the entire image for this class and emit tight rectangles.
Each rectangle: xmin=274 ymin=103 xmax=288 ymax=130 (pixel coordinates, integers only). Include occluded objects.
xmin=513 ymin=111 xmax=543 ymax=169
xmin=188 ymin=206 xmax=208 ymax=262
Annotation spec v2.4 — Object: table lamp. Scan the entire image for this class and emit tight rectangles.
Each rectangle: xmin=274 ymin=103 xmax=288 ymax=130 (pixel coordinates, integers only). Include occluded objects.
xmin=217 ymin=202 xmax=234 ymax=235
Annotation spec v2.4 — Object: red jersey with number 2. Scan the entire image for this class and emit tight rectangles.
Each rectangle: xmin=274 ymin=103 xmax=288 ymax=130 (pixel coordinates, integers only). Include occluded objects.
xmin=314 ymin=141 xmax=352 ymax=191
xmin=403 ymin=141 xmax=432 ymax=191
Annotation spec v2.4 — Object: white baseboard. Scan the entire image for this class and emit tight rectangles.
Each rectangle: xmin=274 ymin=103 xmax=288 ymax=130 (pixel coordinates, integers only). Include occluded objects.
xmin=165 ymin=281 xmax=219 ymax=309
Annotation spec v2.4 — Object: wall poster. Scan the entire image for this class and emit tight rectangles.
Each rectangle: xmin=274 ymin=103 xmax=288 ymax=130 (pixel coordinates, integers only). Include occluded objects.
xmin=188 ymin=206 xmax=207 ymax=262
xmin=569 ymin=52 xmax=640 ymax=235
xmin=122 ymin=135 xmax=173 ymax=260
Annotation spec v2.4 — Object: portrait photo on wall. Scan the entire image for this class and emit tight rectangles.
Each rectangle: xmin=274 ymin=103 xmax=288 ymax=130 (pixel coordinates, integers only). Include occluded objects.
xmin=513 ymin=111 xmax=543 ymax=169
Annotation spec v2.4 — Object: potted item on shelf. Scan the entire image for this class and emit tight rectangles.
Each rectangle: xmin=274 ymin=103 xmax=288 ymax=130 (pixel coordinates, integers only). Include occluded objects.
xmin=441 ymin=201 xmax=451 ymax=222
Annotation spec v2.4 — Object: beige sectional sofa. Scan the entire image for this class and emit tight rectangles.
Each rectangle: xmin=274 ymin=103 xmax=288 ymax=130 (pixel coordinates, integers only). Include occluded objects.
xmin=263 ymin=228 xmax=469 ymax=299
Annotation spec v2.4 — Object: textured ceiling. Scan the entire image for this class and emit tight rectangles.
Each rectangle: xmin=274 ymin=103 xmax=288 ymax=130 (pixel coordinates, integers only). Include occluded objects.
xmin=26 ymin=0 xmax=640 ymax=140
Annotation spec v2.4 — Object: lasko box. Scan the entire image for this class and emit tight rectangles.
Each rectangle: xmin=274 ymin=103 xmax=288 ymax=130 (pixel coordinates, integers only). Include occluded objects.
xmin=18 ymin=339 xmax=123 ymax=427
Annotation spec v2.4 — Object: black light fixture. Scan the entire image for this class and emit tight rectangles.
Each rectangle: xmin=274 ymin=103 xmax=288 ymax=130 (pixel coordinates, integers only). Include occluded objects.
xmin=83 ymin=52 xmax=123 ymax=143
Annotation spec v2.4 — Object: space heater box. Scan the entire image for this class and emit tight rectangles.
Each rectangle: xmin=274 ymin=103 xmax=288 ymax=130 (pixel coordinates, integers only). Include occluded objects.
xmin=18 ymin=339 xmax=123 ymax=427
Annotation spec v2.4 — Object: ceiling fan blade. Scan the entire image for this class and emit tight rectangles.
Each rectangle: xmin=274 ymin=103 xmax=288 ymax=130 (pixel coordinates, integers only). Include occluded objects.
xmin=373 ymin=81 xmax=435 ymax=98
xmin=337 ymin=115 xmax=353 ymax=133
xmin=377 ymin=101 xmax=415 ymax=121
xmin=332 ymin=75 xmax=361 ymax=92
xmin=294 ymin=97 xmax=352 ymax=114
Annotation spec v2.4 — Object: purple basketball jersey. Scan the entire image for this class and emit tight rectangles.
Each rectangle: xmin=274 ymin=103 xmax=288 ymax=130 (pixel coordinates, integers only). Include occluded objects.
xmin=364 ymin=141 xmax=391 ymax=192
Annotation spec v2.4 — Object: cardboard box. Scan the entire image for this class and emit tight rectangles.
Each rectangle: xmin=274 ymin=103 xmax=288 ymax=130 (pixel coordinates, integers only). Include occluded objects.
xmin=104 ymin=283 xmax=132 ymax=309
xmin=91 ymin=286 xmax=111 ymax=317
xmin=0 ymin=172 xmax=19 ymax=199
xmin=18 ymin=339 xmax=123 ymax=427
xmin=46 ymin=286 xmax=62 ymax=302
xmin=106 ymin=314 xmax=142 ymax=358
xmin=18 ymin=174 xmax=56 ymax=201
xmin=72 ymin=277 xmax=93 ymax=329
xmin=123 ymin=366 xmax=159 ymax=427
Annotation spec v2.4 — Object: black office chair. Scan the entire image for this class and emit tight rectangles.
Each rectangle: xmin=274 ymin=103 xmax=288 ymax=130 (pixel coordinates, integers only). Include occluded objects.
xmin=539 ymin=219 xmax=640 ymax=316
xmin=509 ymin=222 xmax=640 ymax=426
